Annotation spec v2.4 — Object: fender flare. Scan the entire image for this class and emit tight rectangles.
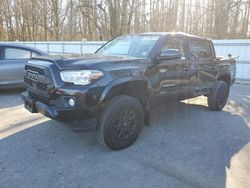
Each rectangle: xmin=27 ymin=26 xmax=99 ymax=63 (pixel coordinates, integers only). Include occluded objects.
xmin=98 ymin=77 xmax=151 ymax=104
xmin=217 ymin=72 xmax=231 ymax=85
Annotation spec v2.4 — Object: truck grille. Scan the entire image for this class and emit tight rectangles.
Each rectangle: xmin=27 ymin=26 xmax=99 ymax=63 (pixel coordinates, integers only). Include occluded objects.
xmin=29 ymin=91 xmax=50 ymax=104
xmin=25 ymin=64 xmax=45 ymax=75
xmin=24 ymin=64 xmax=53 ymax=94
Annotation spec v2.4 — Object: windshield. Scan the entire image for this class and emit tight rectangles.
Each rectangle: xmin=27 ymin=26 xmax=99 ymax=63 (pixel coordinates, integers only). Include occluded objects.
xmin=96 ymin=35 xmax=160 ymax=58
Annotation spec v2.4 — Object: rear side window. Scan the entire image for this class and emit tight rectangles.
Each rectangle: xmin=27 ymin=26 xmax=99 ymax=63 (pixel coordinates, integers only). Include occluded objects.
xmin=189 ymin=40 xmax=212 ymax=60
xmin=4 ymin=48 xmax=31 ymax=59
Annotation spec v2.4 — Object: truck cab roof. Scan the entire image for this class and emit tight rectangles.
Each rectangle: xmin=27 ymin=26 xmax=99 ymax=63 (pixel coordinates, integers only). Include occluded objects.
xmin=126 ymin=32 xmax=211 ymax=41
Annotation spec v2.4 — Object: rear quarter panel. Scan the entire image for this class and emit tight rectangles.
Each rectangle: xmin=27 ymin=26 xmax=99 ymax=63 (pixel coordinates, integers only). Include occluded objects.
xmin=217 ymin=59 xmax=236 ymax=85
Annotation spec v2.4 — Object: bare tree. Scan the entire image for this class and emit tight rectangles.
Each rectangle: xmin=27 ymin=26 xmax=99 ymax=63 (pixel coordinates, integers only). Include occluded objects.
xmin=0 ymin=0 xmax=250 ymax=41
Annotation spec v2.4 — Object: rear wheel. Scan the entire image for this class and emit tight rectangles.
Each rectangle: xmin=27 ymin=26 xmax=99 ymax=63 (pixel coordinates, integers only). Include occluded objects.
xmin=97 ymin=95 xmax=144 ymax=150
xmin=207 ymin=81 xmax=229 ymax=111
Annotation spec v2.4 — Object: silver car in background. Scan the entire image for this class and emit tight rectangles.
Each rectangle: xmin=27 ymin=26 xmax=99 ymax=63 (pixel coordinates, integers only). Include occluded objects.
xmin=0 ymin=44 xmax=47 ymax=88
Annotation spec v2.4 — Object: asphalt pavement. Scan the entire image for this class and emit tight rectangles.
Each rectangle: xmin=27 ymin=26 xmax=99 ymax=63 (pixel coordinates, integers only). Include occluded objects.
xmin=0 ymin=84 xmax=249 ymax=188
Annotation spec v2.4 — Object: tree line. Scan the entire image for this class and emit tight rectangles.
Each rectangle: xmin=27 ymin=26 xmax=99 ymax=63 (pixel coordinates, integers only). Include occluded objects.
xmin=0 ymin=0 xmax=250 ymax=41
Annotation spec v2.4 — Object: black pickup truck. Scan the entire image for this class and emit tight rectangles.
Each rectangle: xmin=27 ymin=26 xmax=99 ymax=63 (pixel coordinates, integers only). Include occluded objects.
xmin=22 ymin=32 xmax=236 ymax=150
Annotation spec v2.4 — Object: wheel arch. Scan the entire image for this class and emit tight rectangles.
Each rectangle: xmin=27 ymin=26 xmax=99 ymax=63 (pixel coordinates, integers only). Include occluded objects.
xmin=217 ymin=73 xmax=231 ymax=86
xmin=99 ymin=77 xmax=151 ymax=109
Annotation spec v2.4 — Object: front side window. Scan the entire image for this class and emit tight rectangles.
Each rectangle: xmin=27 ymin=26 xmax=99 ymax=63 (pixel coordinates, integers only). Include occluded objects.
xmin=4 ymin=48 xmax=31 ymax=59
xmin=97 ymin=35 xmax=160 ymax=58
xmin=31 ymin=51 xmax=40 ymax=58
xmin=189 ymin=40 xmax=212 ymax=60
xmin=0 ymin=47 xmax=4 ymax=60
xmin=160 ymin=37 xmax=186 ymax=59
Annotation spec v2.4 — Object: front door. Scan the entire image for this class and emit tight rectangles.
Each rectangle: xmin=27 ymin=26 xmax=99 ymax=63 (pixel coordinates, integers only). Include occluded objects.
xmin=0 ymin=47 xmax=31 ymax=85
xmin=149 ymin=36 xmax=194 ymax=103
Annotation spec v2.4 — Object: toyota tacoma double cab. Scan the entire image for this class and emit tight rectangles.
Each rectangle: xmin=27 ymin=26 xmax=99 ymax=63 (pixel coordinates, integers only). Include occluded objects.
xmin=22 ymin=32 xmax=236 ymax=150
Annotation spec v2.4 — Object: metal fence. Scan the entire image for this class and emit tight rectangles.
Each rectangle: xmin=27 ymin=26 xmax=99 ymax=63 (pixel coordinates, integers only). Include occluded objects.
xmin=213 ymin=40 xmax=250 ymax=81
xmin=1 ymin=40 xmax=250 ymax=81
xmin=1 ymin=41 xmax=106 ymax=54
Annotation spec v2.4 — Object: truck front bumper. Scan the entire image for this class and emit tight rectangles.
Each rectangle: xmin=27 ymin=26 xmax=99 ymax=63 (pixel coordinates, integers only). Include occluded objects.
xmin=21 ymin=91 xmax=98 ymax=121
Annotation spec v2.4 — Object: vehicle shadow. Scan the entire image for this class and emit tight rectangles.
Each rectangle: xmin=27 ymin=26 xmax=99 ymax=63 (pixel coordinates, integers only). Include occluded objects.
xmin=145 ymin=100 xmax=250 ymax=187
xmin=0 ymin=99 xmax=249 ymax=188
xmin=0 ymin=89 xmax=24 ymax=109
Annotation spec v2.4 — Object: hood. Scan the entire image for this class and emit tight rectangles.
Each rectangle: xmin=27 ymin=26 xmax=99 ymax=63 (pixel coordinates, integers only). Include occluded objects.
xmin=39 ymin=54 xmax=151 ymax=71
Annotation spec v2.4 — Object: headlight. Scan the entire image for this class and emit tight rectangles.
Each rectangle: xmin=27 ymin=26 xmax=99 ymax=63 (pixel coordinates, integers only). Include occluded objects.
xmin=60 ymin=70 xmax=103 ymax=85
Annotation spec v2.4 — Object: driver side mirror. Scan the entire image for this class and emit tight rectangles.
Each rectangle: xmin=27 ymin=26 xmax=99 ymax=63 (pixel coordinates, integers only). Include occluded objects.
xmin=157 ymin=49 xmax=182 ymax=61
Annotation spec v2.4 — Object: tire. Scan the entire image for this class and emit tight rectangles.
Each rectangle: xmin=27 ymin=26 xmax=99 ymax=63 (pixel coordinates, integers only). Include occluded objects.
xmin=97 ymin=95 xmax=144 ymax=150
xmin=207 ymin=81 xmax=229 ymax=111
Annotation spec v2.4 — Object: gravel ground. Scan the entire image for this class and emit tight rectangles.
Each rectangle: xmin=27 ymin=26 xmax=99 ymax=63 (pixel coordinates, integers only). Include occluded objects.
xmin=0 ymin=84 xmax=249 ymax=188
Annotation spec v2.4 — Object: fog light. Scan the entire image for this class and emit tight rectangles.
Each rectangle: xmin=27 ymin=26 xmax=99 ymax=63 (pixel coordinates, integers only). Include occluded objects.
xmin=68 ymin=98 xmax=75 ymax=107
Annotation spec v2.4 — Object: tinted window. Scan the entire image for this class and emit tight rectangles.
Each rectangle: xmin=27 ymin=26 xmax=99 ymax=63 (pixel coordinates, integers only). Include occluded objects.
xmin=0 ymin=47 xmax=4 ymax=59
xmin=161 ymin=37 xmax=186 ymax=60
xmin=189 ymin=40 xmax=212 ymax=60
xmin=4 ymin=48 xmax=31 ymax=59
xmin=31 ymin=51 xmax=40 ymax=57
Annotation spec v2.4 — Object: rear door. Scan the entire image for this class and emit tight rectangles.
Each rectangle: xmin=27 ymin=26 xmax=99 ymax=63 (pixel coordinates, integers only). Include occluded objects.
xmin=188 ymin=39 xmax=217 ymax=90
xmin=0 ymin=47 xmax=33 ymax=85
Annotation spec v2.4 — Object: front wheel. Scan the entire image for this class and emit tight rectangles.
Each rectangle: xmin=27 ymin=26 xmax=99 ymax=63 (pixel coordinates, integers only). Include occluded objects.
xmin=207 ymin=81 xmax=229 ymax=111
xmin=97 ymin=95 xmax=144 ymax=150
